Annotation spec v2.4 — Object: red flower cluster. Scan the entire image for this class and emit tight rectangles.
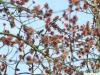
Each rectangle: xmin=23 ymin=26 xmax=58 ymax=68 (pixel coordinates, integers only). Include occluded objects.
xmin=11 ymin=0 xmax=28 ymax=5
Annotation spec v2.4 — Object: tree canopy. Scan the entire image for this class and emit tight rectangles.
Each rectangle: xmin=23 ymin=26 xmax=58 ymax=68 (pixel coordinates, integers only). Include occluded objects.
xmin=0 ymin=0 xmax=100 ymax=75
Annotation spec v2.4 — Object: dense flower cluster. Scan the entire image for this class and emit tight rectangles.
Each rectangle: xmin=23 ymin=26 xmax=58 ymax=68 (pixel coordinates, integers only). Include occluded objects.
xmin=0 ymin=0 xmax=100 ymax=75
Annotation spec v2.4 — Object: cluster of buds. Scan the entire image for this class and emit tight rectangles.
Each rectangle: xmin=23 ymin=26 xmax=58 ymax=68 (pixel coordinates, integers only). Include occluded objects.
xmin=11 ymin=0 xmax=28 ymax=5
